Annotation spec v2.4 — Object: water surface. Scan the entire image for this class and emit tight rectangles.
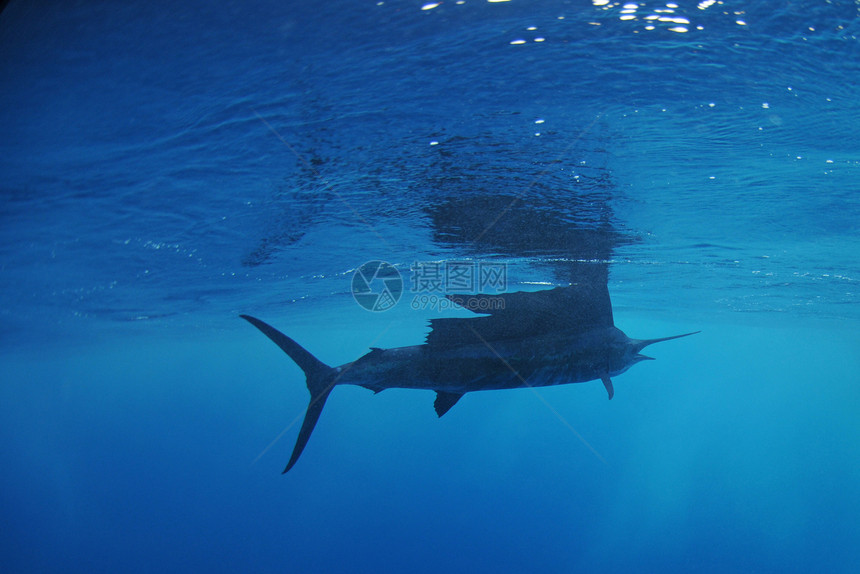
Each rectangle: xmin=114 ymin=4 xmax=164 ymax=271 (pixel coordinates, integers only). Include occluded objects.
xmin=1 ymin=1 xmax=858 ymax=572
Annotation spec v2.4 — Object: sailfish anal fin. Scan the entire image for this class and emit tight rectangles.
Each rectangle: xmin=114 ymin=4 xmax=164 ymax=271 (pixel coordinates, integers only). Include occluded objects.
xmin=434 ymin=391 xmax=465 ymax=417
xmin=601 ymin=376 xmax=614 ymax=400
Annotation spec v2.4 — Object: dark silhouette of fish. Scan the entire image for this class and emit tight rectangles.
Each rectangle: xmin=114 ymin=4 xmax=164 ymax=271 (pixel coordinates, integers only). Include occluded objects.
xmin=242 ymin=285 xmax=698 ymax=473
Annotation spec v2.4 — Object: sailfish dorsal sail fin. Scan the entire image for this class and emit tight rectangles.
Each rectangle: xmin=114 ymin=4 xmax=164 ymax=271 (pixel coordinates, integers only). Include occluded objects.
xmin=425 ymin=285 xmax=614 ymax=349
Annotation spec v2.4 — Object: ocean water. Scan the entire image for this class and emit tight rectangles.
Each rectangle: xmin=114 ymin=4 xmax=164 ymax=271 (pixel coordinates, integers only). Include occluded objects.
xmin=1 ymin=0 xmax=859 ymax=572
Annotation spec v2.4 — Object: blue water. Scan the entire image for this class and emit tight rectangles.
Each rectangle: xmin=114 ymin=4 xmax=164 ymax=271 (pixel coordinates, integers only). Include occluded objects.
xmin=2 ymin=0 xmax=859 ymax=572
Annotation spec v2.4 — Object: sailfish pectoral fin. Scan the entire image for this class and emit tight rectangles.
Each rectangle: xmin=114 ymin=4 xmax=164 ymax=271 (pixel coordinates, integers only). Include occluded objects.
xmin=601 ymin=376 xmax=614 ymax=400
xmin=434 ymin=391 xmax=465 ymax=417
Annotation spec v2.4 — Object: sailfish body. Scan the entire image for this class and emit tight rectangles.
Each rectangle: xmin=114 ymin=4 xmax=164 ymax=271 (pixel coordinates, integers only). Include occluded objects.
xmin=242 ymin=287 xmax=698 ymax=473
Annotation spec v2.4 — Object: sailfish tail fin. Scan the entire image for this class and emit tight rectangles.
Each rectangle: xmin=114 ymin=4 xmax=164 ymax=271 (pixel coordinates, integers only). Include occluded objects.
xmin=240 ymin=315 xmax=338 ymax=473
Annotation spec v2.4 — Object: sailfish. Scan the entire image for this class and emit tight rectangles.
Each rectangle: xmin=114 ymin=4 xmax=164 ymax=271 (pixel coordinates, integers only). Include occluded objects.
xmin=242 ymin=285 xmax=698 ymax=473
